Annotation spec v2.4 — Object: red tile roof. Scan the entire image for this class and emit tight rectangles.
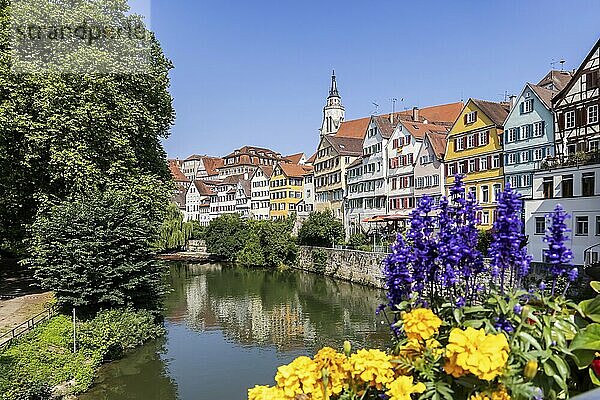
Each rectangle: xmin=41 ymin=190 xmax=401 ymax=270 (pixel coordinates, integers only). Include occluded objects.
xmin=326 ymin=135 xmax=363 ymax=156
xmin=279 ymin=163 xmax=314 ymax=178
xmin=306 ymin=152 xmax=317 ymax=164
xmin=402 ymin=121 xmax=449 ymax=140
xmin=471 ymin=99 xmax=510 ymax=127
xmin=426 ymin=132 xmax=448 ymax=159
xmin=193 ymin=180 xmax=215 ymax=196
xmin=335 ymin=117 xmax=371 ymax=139
xmin=284 ymin=152 xmax=304 ymax=164
xmin=168 ymin=160 xmax=189 ymax=182
xmin=202 ymin=156 xmax=224 ymax=176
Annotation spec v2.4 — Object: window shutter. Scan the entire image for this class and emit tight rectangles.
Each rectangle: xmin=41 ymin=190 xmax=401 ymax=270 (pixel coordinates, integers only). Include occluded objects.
xmin=487 ymin=155 xmax=492 ymax=167
xmin=499 ymin=156 xmax=504 ymax=167
xmin=475 ymin=158 xmax=480 ymax=171
xmin=474 ymin=134 xmax=479 ymax=147
xmin=462 ymin=137 xmax=467 ymax=149
xmin=474 ymin=111 xmax=478 ymax=121
xmin=557 ymin=113 xmax=565 ymax=131
xmin=486 ymin=130 xmax=490 ymax=145
xmin=519 ymin=102 xmax=524 ymax=114
xmin=464 ymin=114 xmax=468 ymax=124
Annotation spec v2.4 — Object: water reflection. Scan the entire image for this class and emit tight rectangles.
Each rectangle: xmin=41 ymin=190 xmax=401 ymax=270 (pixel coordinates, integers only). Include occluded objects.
xmin=81 ymin=262 xmax=390 ymax=400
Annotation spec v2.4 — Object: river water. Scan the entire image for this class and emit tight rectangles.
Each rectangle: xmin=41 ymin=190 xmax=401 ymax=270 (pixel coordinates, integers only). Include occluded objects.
xmin=79 ymin=262 xmax=391 ymax=400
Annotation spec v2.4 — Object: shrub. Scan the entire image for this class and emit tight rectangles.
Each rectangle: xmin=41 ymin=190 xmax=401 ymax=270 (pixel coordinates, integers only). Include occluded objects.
xmin=298 ymin=210 xmax=344 ymax=248
xmin=0 ymin=309 xmax=163 ymax=400
xmin=311 ymin=248 xmax=327 ymax=274
xmin=26 ymin=190 xmax=168 ymax=316
xmin=78 ymin=309 xmax=164 ymax=361
xmin=476 ymin=228 xmax=493 ymax=257
xmin=204 ymin=214 xmax=249 ymax=261
xmin=347 ymin=233 xmax=369 ymax=249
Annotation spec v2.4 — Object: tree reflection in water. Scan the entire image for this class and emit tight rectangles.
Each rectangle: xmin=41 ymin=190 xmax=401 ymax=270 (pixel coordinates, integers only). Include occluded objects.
xmin=81 ymin=262 xmax=390 ymax=400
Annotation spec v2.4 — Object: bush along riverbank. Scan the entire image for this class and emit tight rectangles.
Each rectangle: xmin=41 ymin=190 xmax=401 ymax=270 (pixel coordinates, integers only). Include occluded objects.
xmin=0 ymin=308 xmax=164 ymax=400
xmin=247 ymin=177 xmax=600 ymax=400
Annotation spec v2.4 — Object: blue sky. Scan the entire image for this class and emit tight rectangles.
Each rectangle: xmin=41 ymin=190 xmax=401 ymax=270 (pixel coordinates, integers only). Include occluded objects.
xmin=131 ymin=1 xmax=600 ymax=159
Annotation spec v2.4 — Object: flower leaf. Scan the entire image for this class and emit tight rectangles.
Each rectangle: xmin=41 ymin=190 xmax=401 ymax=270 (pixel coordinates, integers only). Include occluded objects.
xmin=569 ymin=323 xmax=600 ymax=369
xmin=518 ymin=331 xmax=542 ymax=351
xmin=580 ymin=296 xmax=600 ymax=323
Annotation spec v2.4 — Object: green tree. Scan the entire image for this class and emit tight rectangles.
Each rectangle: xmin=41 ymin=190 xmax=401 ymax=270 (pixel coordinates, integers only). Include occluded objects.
xmin=26 ymin=190 xmax=167 ymax=316
xmin=156 ymin=203 xmax=193 ymax=252
xmin=0 ymin=0 xmax=175 ymax=255
xmin=298 ymin=210 xmax=344 ymax=248
xmin=347 ymin=232 xmax=369 ymax=249
xmin=477 ymin=229 xmax=494 ymax=257
xmin=204 ymin=214 xmax=249 ymax=261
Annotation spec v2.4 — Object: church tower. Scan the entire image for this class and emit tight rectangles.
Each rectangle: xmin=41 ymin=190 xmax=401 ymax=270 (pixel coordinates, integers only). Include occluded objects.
xmin=320 ymin=70 xmax=345 ymax=136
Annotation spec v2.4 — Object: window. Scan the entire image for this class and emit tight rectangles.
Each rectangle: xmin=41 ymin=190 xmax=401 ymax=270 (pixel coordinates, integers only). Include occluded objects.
xmin=469 ymin=159 xmax=476 ymax=172
xmin=543 ymin=177 xmax=553 ymax=199
xmin=507 ymin=128 xmax=519 ymax=143
xmin=533 ymin=121 xmax=545 ymax=137
xmin=469 ymin=186 xmax=477 ymax=200
xmin=590 ymin=140 xmax=600 ymax=152
xmin=535 ymin=217 xmax=546 ymax=235
xmin=456 ymin=137 xmax=464 ymax=151
xmin=521 ymin=99 xmax=533 ymax=114
xmin=521 ymin=151 xmax=531 ymax=162
xmin=493 ymin=184 xmax=502 ymax=201
xmin=534 ymin=148 xmax=545 ymax=161
xmin=508 ymin=153 xmax=518 ymax=165
xmin=520 ymin=125 xmax=532 ymax=140
xmin=565 ymin=111 xmax=575 ymax=128
xmin=467 ymin=135 xmax=476 ymax=149
xmin=481 ymin=185 xmax=489 ymax=203
xmin=479 ymin=131 xmax=489 ymax=145
xmin=561 ymin=175 xmax=573 ymax=198
xmin=480 ymin=157 xmax=488 ymax=171
xmin=448 ymin=163 xmax=456 ymax=176
xmin=596 ymin=216 xmax=600 ymax=236
xmin=522 ymin=174 xmax=532 ymax=187
xmin=582 ymin=172 xmax=595 ymax=196
xmin=576 ymin=216 xmax=589 ymax=236
xmin=458 ymin=162 xmax=466 ymax=174
xmin=482 ymin=211 xmax=490 ymax=225
xmin=492 ymin=155 xmax=500 ymax=168
xmin=465 ymin=111 xmax=477 ymax=124
xmin=589 ymin=105 xmax=599 ymax=124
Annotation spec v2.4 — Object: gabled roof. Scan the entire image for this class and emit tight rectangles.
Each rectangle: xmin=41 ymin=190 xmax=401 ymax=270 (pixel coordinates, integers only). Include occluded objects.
xmin=252 ymin=164 xmax=273 ymax=178
xmin=224 ymin=145 xmax=282 ymax=159
xmin=202 ymin=156 xmax=224 ymax=176
xmin=168 ymin=160 xmax=189 ymax=182
xmin=193 ymin=180 xmax=215 ymax=196
xmin=325 ymin=135 xmax=363 ymax=156
xmin=537 ymin=70 xmax=573 ymax=92
xmin=426 ymin=132 xmax=448 ymax=160
xmin=401 ymin=121 xmax=449 ymax=140
xmin=373 ymin=115 xmax=398 ymax=139
xmin=335 ymin=117 xmax=371 ymax=139
xmin=278 ymin=163 xmax=314 ymax=178
xmin=553 ymin=38 xmax=600 ymax=106
xmin=397 ymin=102 xmax=464 ymax=125
xmin=221 ymin=174 xmax=246 ymax=185
xmin=306 ymin=152 xmax=317 ymax=164
xmin=528 ymin=83 xmax=558 ymax=109
xmin=284 ymin=152 xmax=305 ymax=164
xmin=471 ymin=99 xmax=510 ymax=126
xmin=239 ymin=180 xmax=251 ymax=196
xmin=184 ymin=154 xmax=203 ymax=161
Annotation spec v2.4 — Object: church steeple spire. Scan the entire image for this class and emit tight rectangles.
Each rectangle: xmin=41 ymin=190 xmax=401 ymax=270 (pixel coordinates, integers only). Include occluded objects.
xmin=320 ymin=69 xmax=345 ymax=137
xmin=329 ymin=70 xmax=339 ymax=97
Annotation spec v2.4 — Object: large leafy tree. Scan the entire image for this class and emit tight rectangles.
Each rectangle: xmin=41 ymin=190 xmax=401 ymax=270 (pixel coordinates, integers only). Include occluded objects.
xmin=26 ymin=189 xmax=168 ymax=315
xmin=0 ymin=0 xmax=175 ymax=255
xmin=298 ymin=210 xmax=345 ymax=248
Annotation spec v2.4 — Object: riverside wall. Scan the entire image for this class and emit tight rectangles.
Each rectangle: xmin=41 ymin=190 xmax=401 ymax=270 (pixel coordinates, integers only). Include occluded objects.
xmin=296 ymin=246 xmax=387 ymax=289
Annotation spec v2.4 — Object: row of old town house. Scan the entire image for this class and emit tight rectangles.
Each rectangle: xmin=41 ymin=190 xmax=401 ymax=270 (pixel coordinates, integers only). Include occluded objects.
xmin=169 ymin=38 xmax=600 ymax=267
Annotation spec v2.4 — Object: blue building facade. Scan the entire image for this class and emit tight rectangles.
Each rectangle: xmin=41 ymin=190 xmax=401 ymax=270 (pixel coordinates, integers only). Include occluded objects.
xmin=502 ymin=83 xmax=557 ymax=198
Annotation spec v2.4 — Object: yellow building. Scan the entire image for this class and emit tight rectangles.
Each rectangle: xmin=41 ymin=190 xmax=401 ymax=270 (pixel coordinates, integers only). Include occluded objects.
xmin=445 ymin=99 xmax=510 ymax=228
xmin=270 ymin=163 xmax=314 ymax=219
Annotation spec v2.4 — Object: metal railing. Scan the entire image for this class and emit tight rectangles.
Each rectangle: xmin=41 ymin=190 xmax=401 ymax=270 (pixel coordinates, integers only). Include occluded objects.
xmin=0 ymin=305 xmax=57 ymax=351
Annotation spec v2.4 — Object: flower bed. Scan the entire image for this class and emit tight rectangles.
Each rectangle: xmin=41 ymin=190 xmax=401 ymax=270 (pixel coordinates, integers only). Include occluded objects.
xmin=248 ymin=176 xmax=600 ymax=400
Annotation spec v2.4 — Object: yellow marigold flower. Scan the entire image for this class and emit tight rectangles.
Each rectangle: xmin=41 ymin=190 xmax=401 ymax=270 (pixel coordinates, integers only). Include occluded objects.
xmin=275 ymin=356 xmax=320 ymax=398
xmin=445 ymin=327 xmax=509 ymax=381
xmin=443 ymin=353 xmax=468 ymax=378
xmin=247 ymin=385 xmax=285 ymax=400
xmin=348 ymin=349 xmax=395 ymax=390
xmin=386 ymin=375 xmax=426 ymax=400
xmin=313 ymin=347 xmax=350 ymax=395
xmin=469 ymin=387 xmax=511 ymax=400
xmin=402 ymin=308 xmax=442 ymax=340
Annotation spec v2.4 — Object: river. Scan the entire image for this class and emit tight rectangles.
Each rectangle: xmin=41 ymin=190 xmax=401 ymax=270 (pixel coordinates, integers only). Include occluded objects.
xmin=79 ymin=262 xmax=391 ymax=400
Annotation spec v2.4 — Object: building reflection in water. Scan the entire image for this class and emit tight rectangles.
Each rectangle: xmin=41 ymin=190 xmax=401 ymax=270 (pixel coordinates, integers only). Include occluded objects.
xmin=165 ymin=262 xmax=391 ymax=353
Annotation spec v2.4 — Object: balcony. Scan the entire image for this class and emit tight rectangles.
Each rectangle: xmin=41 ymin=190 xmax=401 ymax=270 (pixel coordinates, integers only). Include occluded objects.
xmin=540 ymin=150 xmax=600 ymax=171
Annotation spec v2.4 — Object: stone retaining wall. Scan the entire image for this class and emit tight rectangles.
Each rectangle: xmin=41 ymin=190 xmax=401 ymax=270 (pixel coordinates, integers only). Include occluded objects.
xmin=296 ymin=246 xmax=387 ymax=289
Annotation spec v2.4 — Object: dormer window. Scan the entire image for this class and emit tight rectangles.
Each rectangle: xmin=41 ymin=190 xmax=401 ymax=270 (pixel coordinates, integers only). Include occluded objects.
xmin=465 ymin=111 xmax=477 ymax=124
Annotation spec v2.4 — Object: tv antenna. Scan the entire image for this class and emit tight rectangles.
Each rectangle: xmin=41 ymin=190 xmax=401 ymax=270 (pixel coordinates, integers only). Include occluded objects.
xmin=371 ymin=101 xmax=380 ymax=115
xmin=551 ymin=59 xmax=567 ymax=71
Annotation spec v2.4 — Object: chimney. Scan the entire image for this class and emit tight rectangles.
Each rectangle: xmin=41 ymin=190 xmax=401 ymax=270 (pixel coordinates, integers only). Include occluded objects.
xmin=509 ymin=95 xmax=517 ymax=110
xmin=412 ymin=107 xmax=419 ymax=121
xmin=389 ymin=112 xmax=394 ymax=125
